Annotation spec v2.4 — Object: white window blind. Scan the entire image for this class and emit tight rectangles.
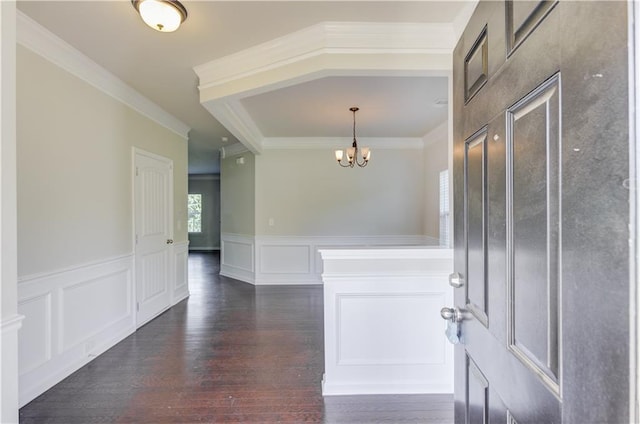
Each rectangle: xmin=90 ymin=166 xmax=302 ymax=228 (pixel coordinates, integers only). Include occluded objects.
xmin=439 ymin=170 xmax=450 ymax=247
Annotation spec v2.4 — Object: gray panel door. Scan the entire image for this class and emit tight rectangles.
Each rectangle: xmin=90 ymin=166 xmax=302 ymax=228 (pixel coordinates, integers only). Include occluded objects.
xmin=451 ymin=2 xmax=630 ymax=423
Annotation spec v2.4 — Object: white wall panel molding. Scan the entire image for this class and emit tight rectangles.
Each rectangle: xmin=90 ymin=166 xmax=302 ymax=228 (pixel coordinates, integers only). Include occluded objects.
xmin=220 ymin=233 xmax=255 ymax=284
xmin=16 ymin=11 xmax=189 ymax=140
xmin=172 ymin=241 xmax=190 ymax=304
xmin=17 ymin=255 xmax=135 ymax=407
xmin=262 ymin=137 xmax=425 ymax=150
xmin=254 ymin=235 xmax=439 ymax=286
xmin=320 ymin=247 xmax=453 ymax=396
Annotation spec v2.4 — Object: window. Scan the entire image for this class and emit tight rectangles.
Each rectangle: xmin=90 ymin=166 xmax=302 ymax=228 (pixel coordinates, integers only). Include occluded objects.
xmin=439 ymin=170 xmax=450 ymax=247
xmin=188 ymin=194 xmax=202 ymax=233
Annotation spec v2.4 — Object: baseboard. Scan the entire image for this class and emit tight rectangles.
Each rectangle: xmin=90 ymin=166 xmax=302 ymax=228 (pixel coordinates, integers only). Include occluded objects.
xmin=19 ymin=324 xmax=134 ymax=407
xmin=322 ymin=374 xmax=453 ymax=395
xmin=220 ymin=266 xmax=255 ymax=285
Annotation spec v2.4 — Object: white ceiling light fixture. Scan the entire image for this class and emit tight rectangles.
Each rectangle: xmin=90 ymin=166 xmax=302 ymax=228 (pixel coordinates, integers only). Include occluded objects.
xmin=335 ymin=107 xmax=371 ymax=168
xmin=131 ymin=0 xmax=187 ymax=33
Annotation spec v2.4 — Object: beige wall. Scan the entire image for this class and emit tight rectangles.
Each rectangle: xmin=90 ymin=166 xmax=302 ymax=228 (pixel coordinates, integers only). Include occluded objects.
xmin=16 ymin=45 xmax=187 ymax=277
xmin=220 ymin=152 xmax=255 ymax=235
xmin=254 ymin=147 xmax=426 ymax=236
xmin=423 ymin=122 xmax=449 ymax=239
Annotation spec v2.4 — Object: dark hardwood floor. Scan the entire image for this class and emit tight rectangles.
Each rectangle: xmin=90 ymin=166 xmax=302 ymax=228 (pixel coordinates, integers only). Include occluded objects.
xmin=19 ymin=252 xmax=453 ymax=423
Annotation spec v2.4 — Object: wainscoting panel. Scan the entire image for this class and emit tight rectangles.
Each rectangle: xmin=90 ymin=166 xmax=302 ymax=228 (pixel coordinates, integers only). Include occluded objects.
xmin=17 ymin=255 xmax=135 ymax=407
xmin=253 ymin=235 xmax=439 ymax=285
xmin=321 ymin=248 xmax=453 ymax=395
xmin=173 ymin=241 xmax=190 ymax=303
xmin=220 ymin=233 xmax=255 ymax=283
xmin=17 ymin=294 xmax=51 ymax=375
xmin=61 ymin=270 xmax=131 ymax=351
xmin=337 ymin=292 xmax=446 ymax=366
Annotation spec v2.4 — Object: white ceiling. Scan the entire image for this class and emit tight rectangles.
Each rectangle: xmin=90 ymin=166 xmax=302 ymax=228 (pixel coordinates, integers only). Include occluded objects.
xmin=16 ymin=1 xmax=476 ymax=174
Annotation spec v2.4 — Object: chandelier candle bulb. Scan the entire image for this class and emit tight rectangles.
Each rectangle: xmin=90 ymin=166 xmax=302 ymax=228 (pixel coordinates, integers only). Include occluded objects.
xmin=361 ymin=147 xmax=370 ymax=161
xmin=335 ymin=150 xmax=344 ymax=162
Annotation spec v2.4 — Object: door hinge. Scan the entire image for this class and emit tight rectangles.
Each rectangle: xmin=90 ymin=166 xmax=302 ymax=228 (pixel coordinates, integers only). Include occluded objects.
xmin=135 ymin=167 xmax=139 ymax=177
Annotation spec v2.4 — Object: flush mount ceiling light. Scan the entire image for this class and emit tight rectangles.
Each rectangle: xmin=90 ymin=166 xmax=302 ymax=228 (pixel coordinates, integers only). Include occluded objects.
xmin=335 ymin=107 xmax=371 ymax=168
xmin=131 ymin=0 xmax=187 ymax=33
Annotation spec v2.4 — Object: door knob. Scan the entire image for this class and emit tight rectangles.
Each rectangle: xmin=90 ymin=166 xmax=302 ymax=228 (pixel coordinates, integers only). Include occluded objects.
xmin=449 ymin=272 xmax=464 ymax=288
xmin=440 ymin=307 xmax=464 ymax=323
xmin=166 ymin=239 xmax=174 ymax=244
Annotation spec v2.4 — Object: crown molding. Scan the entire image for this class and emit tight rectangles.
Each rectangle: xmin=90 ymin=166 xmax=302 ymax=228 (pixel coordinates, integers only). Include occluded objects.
xmin=201 ymin=100 xmax=263 ymax=154
xmin=195 ymin=21 xmax=456 ymax=96
xmin=221 ymin=142 xmax=250 ymax=158
xmin=17 ymin=11 xmax=190 ymax=140
xmin=262 ymin=137 xmax=425 ymax=150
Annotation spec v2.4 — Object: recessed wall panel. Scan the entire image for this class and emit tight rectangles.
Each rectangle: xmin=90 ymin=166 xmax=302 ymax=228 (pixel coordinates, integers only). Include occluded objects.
xmin=337 ymin=293 xmax=445 ymax=365
xmin=507 ymin=74 xmax=560 ymax=392
xmin=18 ymin=294 xmax=52 ymax=374
xmin=62 ymin=270 xmax=131 ymax=350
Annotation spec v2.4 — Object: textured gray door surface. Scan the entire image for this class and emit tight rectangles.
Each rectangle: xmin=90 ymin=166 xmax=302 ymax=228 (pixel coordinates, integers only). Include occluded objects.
xmin=452 ymin=1 xmax=630 ymax=423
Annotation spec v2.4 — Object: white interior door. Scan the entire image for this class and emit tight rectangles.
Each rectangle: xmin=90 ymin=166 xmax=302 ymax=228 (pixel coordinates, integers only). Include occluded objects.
xmin=134 ymin=149 xmax=173 ymax=327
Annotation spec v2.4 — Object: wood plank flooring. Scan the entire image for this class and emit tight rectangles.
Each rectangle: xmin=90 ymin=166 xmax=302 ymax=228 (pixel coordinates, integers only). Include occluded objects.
xmin=19 ymin=252 xmax=453 ymax=423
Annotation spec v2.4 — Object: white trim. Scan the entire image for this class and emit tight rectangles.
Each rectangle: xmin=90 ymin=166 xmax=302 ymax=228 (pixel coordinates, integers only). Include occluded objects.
xmin=172 ymin=241 xmax=190 ymax=305
xmin=1 ymin=314 xmax=25 ymax=333
xmin=16 ymin=11 xmax=190 ymax=140
xmin=262 ymin=137 xmax=425 ymax=150
xmin=195 ymin=21 xmax=456 ymax=91
xmin=202 ymin=101 xmax=264 ymax=154
xmin=221 ymin=142 xmax=250 ymax=158
xmin=17 ymin=253 xmax=133 ymax=285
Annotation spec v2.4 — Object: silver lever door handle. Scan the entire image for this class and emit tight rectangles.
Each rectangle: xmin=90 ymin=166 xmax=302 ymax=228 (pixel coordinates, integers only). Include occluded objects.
xmin=440 ymin=307 xmax=464 ymax=322
xmin=166 ymin=239 xmax=174 ymax=244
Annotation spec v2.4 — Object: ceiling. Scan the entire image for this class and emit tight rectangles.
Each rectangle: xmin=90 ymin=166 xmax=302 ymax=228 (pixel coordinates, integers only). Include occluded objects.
xmin=17 ymin=1 xmax=477 ymax=174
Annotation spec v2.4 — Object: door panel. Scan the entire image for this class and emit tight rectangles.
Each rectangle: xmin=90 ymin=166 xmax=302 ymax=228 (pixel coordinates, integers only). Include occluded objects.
xmin=452 ymin=2 xmax=630 ymax=423
xmin=134 ymin=151 xmax=173 ymax=327
xmin=465 ymin=129 xmax=488 ymax=325
xmin=507 ymin=74 xmax=561 ymax=392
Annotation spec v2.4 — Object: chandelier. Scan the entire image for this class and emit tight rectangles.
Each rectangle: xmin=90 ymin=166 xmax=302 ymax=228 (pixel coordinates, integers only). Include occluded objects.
xmin=335 ymin=107 xmax=371 ymax=168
